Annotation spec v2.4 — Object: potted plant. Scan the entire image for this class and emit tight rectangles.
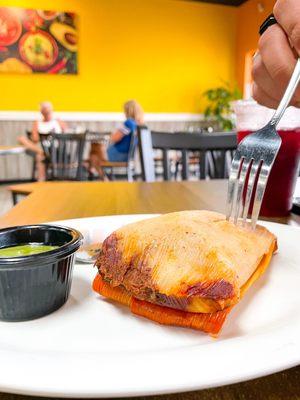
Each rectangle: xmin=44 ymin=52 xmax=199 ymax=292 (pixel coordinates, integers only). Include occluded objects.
xmin=203 ymin=82 xmax=241 ymax=131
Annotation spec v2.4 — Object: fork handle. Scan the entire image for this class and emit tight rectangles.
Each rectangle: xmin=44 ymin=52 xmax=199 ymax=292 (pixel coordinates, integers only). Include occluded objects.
xmin=270 ymin=58 xmax=300 ymax=127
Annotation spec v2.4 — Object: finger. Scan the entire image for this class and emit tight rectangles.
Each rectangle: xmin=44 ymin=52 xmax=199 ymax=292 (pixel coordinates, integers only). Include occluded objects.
xmin=274 ymin=0 xmax=300 ymax=55
xmin=259 ymin=24 xmax=296 ymax=81
xmin=252 ymin=53 xmax=283 ymax=102
xmin=259 ymin=24 xmax=300 ymax=101
xmin=252 ymin=82 xmax=278 ymax=109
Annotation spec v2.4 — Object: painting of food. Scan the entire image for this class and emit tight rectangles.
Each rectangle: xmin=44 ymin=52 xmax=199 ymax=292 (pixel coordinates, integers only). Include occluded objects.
xmin=0 ymin=6 xmax=78 ymax=74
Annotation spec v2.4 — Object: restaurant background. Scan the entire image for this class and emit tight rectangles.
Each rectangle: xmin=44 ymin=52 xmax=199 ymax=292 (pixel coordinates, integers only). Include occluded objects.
xmin=0 ymin=0 xmax=273 ymax=113
xmin=0 ymin=7 xmax=78 ymax=74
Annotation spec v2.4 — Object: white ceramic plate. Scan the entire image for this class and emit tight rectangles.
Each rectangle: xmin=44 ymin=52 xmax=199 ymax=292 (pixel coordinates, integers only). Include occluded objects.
xmin=0 ymin=214 xmax=299 ymax=398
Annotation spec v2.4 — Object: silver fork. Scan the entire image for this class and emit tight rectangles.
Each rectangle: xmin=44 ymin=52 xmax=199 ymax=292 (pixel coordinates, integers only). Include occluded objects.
xmin=227 ymin=58 xmax=300 ymax=228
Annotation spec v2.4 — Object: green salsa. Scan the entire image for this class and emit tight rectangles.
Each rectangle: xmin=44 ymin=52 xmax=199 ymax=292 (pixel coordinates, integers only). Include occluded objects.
xmin=0 ymin=244 xmax=58 ymax=258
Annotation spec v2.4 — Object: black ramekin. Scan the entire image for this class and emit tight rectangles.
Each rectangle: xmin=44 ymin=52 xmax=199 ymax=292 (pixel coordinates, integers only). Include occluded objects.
xmin=0 ymin=224 xmax=82 ymax=322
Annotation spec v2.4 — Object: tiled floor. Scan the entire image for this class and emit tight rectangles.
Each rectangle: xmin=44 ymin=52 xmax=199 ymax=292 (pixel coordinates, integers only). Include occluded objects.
xmin=0 ymin=186 xmax=13 ymax=217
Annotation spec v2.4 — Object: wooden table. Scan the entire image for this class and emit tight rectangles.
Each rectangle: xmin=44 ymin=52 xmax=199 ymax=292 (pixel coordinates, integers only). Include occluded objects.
xmin=8 ymin=181 xmax=72 ymax=205
xmin=3 ymin=180 xmax=300 ymax=228
xmin=0 ymin=145 xmax=25 ymax=155
xmin=0 ymin=180 xmax=299 ymax=400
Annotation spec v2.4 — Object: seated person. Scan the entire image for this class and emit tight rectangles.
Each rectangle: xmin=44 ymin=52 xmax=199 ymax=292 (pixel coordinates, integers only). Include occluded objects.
xmin=18 ymin=101 xmax=67 ymax=181
xmin=89 ymin=100 xmax=144 ymax=179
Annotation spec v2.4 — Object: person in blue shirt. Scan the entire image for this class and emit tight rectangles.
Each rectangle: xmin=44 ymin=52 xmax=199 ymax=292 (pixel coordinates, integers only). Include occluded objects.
xmin=89 ymin=100 xmax=144 ymax=179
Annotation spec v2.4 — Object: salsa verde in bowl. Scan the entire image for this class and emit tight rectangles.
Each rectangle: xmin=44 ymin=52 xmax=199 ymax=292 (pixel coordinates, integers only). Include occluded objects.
xmin=0 ymin=224 xmax=82 ymax=321
xmin=0 ymin=244 xmax=59 ymax=257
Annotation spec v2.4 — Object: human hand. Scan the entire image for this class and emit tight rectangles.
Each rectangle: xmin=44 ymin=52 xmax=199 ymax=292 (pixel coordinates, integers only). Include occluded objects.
xmin=252 ymin=0 xmax=300 ymax=108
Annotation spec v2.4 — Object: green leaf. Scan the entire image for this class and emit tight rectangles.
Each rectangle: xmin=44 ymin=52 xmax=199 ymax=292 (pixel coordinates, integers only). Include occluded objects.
xmin=201 ymin=80 xmax=241 ymax=130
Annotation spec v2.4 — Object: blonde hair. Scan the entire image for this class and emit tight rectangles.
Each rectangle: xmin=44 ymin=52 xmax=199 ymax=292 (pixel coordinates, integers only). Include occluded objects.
xmin=40 ymin=101 xmax=53 ymax=112
xmin=124 ymin=100 xmax=144 ymax=124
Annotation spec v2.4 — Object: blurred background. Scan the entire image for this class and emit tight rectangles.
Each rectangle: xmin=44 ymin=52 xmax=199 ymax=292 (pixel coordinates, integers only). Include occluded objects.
xmin=4 ymin=0 xmax=297 ymax=217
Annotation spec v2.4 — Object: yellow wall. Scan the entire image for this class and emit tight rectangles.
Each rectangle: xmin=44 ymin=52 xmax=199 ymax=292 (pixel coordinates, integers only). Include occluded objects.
xmin=0 ymin=0 xmax=237 ymax=113
xmin=236 ymin=0 xmax=275 ymax=90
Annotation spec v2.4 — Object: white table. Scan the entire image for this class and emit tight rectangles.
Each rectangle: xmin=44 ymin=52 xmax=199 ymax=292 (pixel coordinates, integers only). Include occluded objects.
xmin=0 ymin=146 xmax=25 ymax=182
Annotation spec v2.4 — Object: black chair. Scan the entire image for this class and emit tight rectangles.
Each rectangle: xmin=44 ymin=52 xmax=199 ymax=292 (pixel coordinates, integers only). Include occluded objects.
xmin=39 ymin=133 xmax=86 ymax=181
xmin=137 ymin=126 xmax=237 ymax=182
xmin=25 ymin=130 xmax=37 ymax=181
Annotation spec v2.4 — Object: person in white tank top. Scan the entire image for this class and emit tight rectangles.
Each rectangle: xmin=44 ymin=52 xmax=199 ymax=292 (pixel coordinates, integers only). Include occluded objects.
xmin=37 ymin=118 xmax=63 ymax=134
xmin=18 ymin=101 xmax=67 ymax=181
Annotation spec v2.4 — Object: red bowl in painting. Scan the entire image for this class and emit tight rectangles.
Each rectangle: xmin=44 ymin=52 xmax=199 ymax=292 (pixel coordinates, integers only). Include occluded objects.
xmin=0 ymin=7 xmax=22 ymax=46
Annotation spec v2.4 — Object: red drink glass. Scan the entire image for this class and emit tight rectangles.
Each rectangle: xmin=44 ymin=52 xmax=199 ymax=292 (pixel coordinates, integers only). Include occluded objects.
xmin=238 ymin=129 xmax=300 ymax=217
xmin=234 ymin=101 xmax=300 ymax=217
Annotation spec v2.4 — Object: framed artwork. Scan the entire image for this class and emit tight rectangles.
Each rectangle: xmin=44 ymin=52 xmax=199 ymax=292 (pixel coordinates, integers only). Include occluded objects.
xmin=0 ymin=7 xmax=78 ymax=74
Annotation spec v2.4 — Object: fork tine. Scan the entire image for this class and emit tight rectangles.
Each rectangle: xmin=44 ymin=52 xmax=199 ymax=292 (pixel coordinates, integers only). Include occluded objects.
xmin=233 ymin=160 xmax=250 ymax=224
xmin=226 ymin=157 xmax=243 ymax=220
xmin=241 ymin=161 xmax=260 ymax=224
xmin=251 ymin=164 xmax=270 ymax=229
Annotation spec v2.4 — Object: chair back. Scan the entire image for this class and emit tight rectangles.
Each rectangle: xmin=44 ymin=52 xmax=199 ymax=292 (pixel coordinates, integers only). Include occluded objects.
xmin=137 ymin=126 xmax=156 ymax=182
xmin=127 ymin=127 xmax=139 ymax=163
xmin=40 ymin=133 xmax=86 ymax=180
xmin=137 ymin=126 xmax=237 ymax=181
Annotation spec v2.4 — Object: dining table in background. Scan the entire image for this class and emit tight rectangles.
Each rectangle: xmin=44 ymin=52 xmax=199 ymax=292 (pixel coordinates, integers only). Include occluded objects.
xmin=0 ymin=179 xmax=299 ymax=400
xmin=0 ymin=145 xmax=25 ymax=156
xmin=0 ymin=145 xmax=25 ymax=184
